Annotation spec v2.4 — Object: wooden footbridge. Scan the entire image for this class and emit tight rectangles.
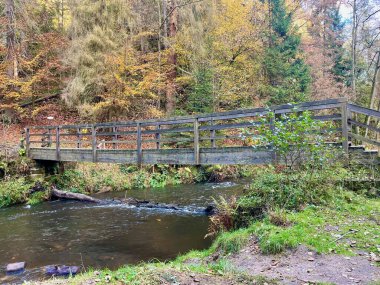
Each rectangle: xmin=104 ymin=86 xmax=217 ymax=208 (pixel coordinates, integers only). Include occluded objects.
xmin=25 ymin=98 xmax=380 ymax=165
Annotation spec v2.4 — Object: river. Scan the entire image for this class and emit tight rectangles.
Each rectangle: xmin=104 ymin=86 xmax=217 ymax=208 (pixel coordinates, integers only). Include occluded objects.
xmin=0 ymin=181 xmax=246 ymax=284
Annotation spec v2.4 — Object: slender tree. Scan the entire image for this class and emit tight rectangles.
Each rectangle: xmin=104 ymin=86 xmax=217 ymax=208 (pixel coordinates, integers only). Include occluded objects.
xmin=165 ymin=0 xmax=178 ymax=115
xmin=5 ymin=0 xmax=18 ymax=79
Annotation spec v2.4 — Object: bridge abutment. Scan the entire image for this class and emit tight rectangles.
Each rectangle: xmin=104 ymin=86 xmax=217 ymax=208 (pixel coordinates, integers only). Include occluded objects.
xmin=30 ymin=160 xmax=64 ymax=179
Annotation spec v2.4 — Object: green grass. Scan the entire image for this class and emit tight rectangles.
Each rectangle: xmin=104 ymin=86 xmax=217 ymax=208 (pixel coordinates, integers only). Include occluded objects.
xmin=43 ymin=260 xmax=277 ymax=285
xmin=237 ymin=195 xmax=380 ymax=255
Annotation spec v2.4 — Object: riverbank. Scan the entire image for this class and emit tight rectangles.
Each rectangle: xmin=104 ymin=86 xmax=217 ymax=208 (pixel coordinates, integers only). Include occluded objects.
xmin=31 ymin=162 xmax=380 ymax=285
xmin=35 ymin=190 xmax=379 ymax=285
xmin=0 ymin=156 xmax=254 ymax=208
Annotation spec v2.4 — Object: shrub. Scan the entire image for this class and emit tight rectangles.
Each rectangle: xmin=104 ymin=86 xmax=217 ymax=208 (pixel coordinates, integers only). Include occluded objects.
xmin=0 ymin=178 xmax=34 ymax=208
xmin=27 ymin=191 xmax=47 ymax=205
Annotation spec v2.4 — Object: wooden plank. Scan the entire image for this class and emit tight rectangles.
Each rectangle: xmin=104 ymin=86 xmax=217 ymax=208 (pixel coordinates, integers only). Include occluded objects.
xmin=199 ymin=121 xmax=264 ymax=131
xmin=341 ymin=102 xmax=349 ymax=152
xmin=48 ymin=128 xmax=52 ymax=147
xmin=97 ymin=149 xmax=137 ymax=164
xmin=141 ymin=149 xmax=194 ymax=165
xmin=210 ymin=119 xmax=216 ymax=148
xmin=92 ymin=126 xmax=97 ymax=162
xmin=348 ymin=132 xmax=380 ymax=147
xmin=156 ymin=124 xmax=161 ymax=149
xmin=312 ymin=114 xmax=341 ymax=121
xmin=137 ymin=123 xmax=142 ymax=167
xmin=349 ymin=119 xmax=380 ymax=133
xmin=200 ymin=147 xmax=273 ymax=165
xmin=143 ymin=126 xmax=193 ymax=135
xmin=95 ymin=131 xmax=136 ymax=136
xmin=56 ymin=127 xmax=60 ymax=161
xmin=25 ymin=128 xmax=30 ymax=157
xmin=270 ymin=114 xmax=277 ymax=163
xmin=348 ymin=104 xmax=380 ymax=119
xmin=29 ymin=133 xmax=50 ymax=137
xmin=275 ymin=103 xmax=342 ymax=114
xmin=194 ymin=119 xmax=200 ymax=164
xmin=112 ymin=126 xmax=117 ymax=149
xmin=199 ymin=135 xmax=241 ymax=141
xmin=144 ymin=137 xmax=193 ymax=143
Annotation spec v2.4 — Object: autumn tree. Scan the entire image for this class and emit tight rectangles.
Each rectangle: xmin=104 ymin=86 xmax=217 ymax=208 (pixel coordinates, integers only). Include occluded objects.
xmin=303 ymin=0 xmax=348 ymax=100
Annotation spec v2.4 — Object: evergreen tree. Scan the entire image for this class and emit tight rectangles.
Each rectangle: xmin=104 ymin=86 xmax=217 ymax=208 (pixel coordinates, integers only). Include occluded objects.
xmin=328 ymin=7 xmax=350 ymax=85
xmin=263 ymin=0 xmax=310 ymax=105
xmin=187 ymin=68 xmax=214 ymax=114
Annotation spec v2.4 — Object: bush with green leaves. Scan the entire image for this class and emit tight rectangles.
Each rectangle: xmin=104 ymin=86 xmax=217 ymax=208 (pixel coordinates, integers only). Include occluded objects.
xmin=0 ymin=178 xmax=34 ymax=208
xmin=254 ymin=110 xmax=336 ymax=170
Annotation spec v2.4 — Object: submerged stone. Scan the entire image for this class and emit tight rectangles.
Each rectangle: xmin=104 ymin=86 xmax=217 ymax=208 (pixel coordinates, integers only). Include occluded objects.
xmin=45 ymin=265 xmax=80 ymax=276
xmin=6 ymin=262 xmax=26 ymax=273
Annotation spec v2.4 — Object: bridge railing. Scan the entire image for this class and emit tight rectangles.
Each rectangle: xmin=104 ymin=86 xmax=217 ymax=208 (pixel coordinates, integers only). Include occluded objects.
xmin=25 ymin=98 xmax=359 ymax=165
xmin=347 ymin=104 xmax=380 ymax=149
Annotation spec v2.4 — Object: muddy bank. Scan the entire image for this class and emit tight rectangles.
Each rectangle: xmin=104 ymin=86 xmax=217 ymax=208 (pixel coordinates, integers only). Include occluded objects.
xmin=226 ymin=239 xmax=380 ymax=285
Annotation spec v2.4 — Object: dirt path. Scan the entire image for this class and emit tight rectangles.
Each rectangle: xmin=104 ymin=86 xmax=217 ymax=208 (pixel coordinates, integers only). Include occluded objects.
xmin=228 ymin=239 xmax=380 ymax=285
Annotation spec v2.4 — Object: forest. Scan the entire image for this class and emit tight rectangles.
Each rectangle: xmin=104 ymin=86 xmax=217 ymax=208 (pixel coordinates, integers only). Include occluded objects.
xmin=0 ymin=0 xmax=379 ymax=128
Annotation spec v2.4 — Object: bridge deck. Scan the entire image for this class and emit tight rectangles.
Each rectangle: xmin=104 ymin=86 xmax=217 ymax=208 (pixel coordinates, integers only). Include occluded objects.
xmin=25 ymin=98 xmax=380 ymax=165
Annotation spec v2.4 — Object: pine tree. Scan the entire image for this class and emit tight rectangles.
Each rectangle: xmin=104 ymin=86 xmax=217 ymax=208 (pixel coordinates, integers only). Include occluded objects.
xmin=328 ymin=7 xmax=350 ymax=85
xmin=187 ymin=68 xmax=214 ymax=114
xmin=263 ymin=0 xmax=310 ymax=105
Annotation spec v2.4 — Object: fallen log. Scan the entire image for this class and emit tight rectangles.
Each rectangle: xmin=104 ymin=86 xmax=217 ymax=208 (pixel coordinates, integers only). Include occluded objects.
xmin=50 ymin=187 xmax=216 ymax=215
xmin=51 ymin=187 xmax=101 ymax=203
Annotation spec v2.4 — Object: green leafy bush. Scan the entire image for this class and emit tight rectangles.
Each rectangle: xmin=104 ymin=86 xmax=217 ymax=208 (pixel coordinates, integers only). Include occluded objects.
xmin=233 ymin=166 xmax=346 ymax=228
xmin=0 ymin=178 xmax=33 ymax=208
xmin=27 ymin=191 xmax=47 ymax=205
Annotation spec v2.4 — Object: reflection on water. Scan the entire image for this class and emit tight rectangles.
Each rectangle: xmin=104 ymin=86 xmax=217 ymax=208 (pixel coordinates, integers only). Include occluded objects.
xmin=0 ymin=181 xmax=244 ymax=283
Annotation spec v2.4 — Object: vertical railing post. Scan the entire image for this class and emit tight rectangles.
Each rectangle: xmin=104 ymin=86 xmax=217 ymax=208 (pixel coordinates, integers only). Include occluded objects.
xmin=92 ymin=125 xmax=97 ymax=162
xmin=194 ymin=118 xmax=200 ymax=165
xmin=270 ymin=112 xmax=277 ymax=164
xmin=112 ymin=126 xmax=117 ymax=149
xmin=76 ymin=128 xmax=80 ymax=149
xmin=341 ymin=102 xmax=349 ymax=153
xmin=56 ymin=127 xmax=60 ymax=161
xmin=156 ymin=124 xmax=161 ymax=150
xmin=347 ymin=105 xmax=352 ymax=147
xmin=210 ymin=119 xmax=216 ymax=148
xmin=137 ymin=123 xmax=142 ymax=167
xmin=47 ymin=128 xmax=52 ymax=147
xmin=25 ymin=128 xmax=30 ymax=157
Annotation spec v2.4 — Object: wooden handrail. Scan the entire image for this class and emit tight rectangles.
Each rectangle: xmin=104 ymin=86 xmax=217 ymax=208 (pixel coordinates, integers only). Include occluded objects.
xmin=27 ymin=98 xmax=370 ymax=164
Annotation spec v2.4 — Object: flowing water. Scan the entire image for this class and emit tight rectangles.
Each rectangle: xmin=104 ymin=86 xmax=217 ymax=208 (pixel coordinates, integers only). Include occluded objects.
xmin=0 ymin=181 xmax=246 ymax=284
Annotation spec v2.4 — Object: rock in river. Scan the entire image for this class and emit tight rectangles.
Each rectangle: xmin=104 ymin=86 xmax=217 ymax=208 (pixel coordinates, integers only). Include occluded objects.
xmin=6 ymin=262 xmax=26 ymax=273
xmin=45 ymin=265 xmax=80 ymax=276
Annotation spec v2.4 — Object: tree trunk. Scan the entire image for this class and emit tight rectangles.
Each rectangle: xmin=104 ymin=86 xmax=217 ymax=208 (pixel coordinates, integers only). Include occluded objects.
xmin=51 ymin=187 xmax=101 ymax=203
xmin=162 ymin=0 xmax=168 ymax=47
xmin=59 ymin=0 xmax=64 ymax=31
xmin=365 ymin=51 xmax=380 ymax=137
xmin=165 ymin=0 xmax=178 ymax=116
xmin=351 ymin=0 xmax=357 ymax=98
xmin=6 ymin=0 xmax=18 ymax=79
